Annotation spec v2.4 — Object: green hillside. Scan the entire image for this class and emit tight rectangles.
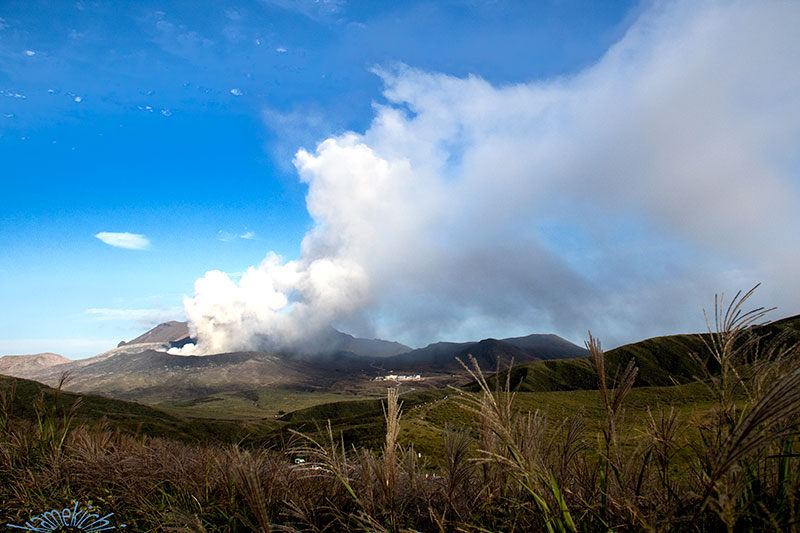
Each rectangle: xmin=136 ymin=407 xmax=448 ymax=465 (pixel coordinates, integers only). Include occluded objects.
xmin=0 ymin=373 xmax=263 ymax=444
xmin=269 ymin=315 xmax=800 ymax=454
xmin=486 ymin=332 xmax=709 ymax=393
xmin=482 ymin=314 xmax=800 ymax=393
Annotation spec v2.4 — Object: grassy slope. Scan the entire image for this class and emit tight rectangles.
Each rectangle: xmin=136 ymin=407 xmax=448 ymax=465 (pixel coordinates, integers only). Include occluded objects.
xmin=160 ymin=387 xmax=372 ymax=420
xmin=0 ymin=373 xmax=268 ymax=444
xmin=272 ymin=315 xmax=800 ymax=461
xmin=489 ymin=332 xmax=709 ymax=393
xmin=270 ymin=381 xmax=722 ymax=467
xmin=482 ymin=314 xmax=800 ymax=393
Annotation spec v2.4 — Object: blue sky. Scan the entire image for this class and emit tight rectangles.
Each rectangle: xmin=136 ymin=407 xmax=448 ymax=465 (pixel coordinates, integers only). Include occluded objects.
xmin=2 ymin=1 xmax=799 ymax=358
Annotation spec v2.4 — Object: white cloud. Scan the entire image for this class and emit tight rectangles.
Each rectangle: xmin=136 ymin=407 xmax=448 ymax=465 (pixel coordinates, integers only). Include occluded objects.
xmin=276 ymin=47 xmax=287 ymax=53
xmin=24 ymin=50 xmax=35 ymax=56
xmin=95 ymin=232 xmax=151 ymax=250
xmin=230 ymin=88 xmax=243 ymax=96
xmin=240 ymin=231 xmax=256 ymax=240
xmin=184 ymin=0 xmax=800 ymax=353
xmin=73 ymin=96 xmax=83 ymax=103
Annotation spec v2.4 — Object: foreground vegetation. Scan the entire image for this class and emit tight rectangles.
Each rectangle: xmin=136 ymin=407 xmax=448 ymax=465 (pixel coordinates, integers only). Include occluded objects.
xmin=1 ymin=289 xmax=799 ymax=531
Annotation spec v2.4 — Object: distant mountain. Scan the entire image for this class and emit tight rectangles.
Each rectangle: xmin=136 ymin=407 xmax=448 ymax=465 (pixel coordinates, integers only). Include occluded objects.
xmin=298 ymin=328 xmax=412 ymax=358
xmin=2 ymin=321 xmax=585 ymax=404
xmin=120 ymin=320 xmax=192 ymax=347
xmin=501 ymin=333 xmax=590 ymax=359
xmin=120 ymin=321 xmax=410 ymax=357
xmin=11 ymin=348 xmax=376 ymax=403
xmin=0 ymin=352 xmax=71 ymax=379
xmin=0 ymin=321 xmax=410 ymax=402
xmin=379 ymin=334 xmax=588 ymax=372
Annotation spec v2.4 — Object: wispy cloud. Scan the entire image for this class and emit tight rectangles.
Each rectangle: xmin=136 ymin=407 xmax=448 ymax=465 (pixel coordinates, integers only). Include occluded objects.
xmin=261 ymin=0 xmax=347 ymax=22
xmin=218 ymin=230 xmax=236 ymax=242
xmin=95 ymin=231 xmax=150 ymax=250
xmin=86 ymin=307 xmax=183 ymax=323
xmin=218 ymin=229 xmax=256 ymax=242
xmin=146 ymin=10 xmax=215 ymax=63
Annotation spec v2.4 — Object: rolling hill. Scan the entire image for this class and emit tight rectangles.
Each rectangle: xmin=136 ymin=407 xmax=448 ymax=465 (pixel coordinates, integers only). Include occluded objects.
xmin=482 ymin=313 xmax=800 ymax=393
xmin=0 ymin=352 xmax=71 ymax=379
xmin=0 ymin=372 xmax=255 ymax=443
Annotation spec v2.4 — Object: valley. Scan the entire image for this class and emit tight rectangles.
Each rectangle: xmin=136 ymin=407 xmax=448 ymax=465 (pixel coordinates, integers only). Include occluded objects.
xmin=0 ymin=322 xmax=589 ymax=418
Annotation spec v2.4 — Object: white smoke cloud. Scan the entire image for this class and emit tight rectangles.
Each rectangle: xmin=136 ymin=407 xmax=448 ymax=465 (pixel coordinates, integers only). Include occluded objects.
xmin=180 ymin=0 xmax=800 ymax=354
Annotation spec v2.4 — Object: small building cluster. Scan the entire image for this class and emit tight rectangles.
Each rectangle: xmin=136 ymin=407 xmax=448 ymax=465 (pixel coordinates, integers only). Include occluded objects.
xmin=374 ymin=374 xmax=422 ymax=382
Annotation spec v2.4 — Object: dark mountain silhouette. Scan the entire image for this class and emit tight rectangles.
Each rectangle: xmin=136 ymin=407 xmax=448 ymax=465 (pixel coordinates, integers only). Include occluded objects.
xmin=378 ymin=334 xmax=587 ymax=372
xmin=293 ymin=327 xmax=411 ymax=358
xmin=501 ymin=333 xmax=589 ymax=358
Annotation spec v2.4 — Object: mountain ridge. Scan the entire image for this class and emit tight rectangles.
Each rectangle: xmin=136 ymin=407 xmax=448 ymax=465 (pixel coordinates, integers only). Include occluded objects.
xmin=1 ymin=321 xmax=588 ymax=403
xmin=377 ymin=334 xmax=588 ymax=372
